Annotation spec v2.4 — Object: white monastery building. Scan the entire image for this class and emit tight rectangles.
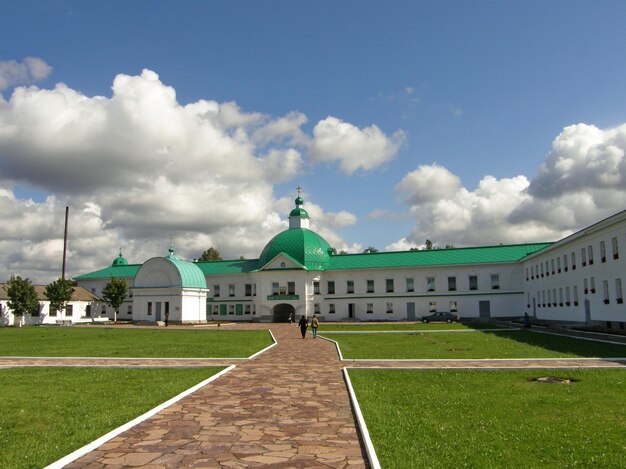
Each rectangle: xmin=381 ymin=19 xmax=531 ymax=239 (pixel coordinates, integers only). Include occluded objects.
xmin=2 ymin=196 xmax=624 ymax=329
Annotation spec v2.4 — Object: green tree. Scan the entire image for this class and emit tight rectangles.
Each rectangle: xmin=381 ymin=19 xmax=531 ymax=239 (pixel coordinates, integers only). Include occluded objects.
xmin=424 ymin=239 xmax=434 ymax=250
xmin=198 ymin=247 xmax=222 ymax=262
xmin=45 ymin=278 xmax=75 ymax=317
xmin=102 ymin=277 xmax=128 ymax=322
xmin=363 ymin=246 xmax=379 ymax=253
xmin=6 ymin=275 xmax=39 ymax=327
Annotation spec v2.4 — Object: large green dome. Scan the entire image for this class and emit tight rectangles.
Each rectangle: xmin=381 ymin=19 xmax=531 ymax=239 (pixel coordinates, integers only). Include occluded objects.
xmin=257 ymin=228 xmax=332 ymax=270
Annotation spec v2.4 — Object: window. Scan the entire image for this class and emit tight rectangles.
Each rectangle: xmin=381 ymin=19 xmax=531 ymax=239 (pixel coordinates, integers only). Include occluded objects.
xmin=253 ymin=284 xmax=257 ymax=296
xmin=287 ymin=282 xmax=295 ymax=295
xmin=565 ymin=287 xmax=571 ymax=306
xmin=603 ymin=280 xmax=609 ymax=304
xmin=427 ymin=277 xmax=436 ymax=292
xmin=429 ymin=301 xmax=437 ymax=312
xmin=346 ymin=280 xmax=354 ymax=294
xmin=366 ymin=303 xmax=373 ymax=314
xmin=573 ymin=286 xmax=579 ymax=306
xmin=213 ymin=305 xmax=219 ymax=315
xmin=314 ymin=281 xmax=320 ymax=295
xmin=450 ymin=301 xmax=458 ymax=312
xmin=571 ymin=252 xmax=576 ymax=270
xmin=557 ymin=257 xmax=561 ymax=273
xmin=228 ymin=305 xmax=235 ymax=315
xmin=367 ymin=279 xmax=375 ymax=293
xmin=559 ymin=288 xmax=563 ymax=306
xmin=85 ymin=305 xmax=91 ymax=317
xmin=406 ymin=278 xmax=414 ymax=292
xmin=386 ymin=302 xmax=393 ymax=314
xmin=542 ymin=290 xmax=546 ymax=307
xmin=386 ymin=279 xmax=394 ymax=293
xmin=526 ymin=268 xmax=529 ymax=281
xmin=552 ymin=288 xmax=557 ymax=306
xmin=50 ymin=306 xmax=58 ymax=317
xmin=229 ymin=284 xmax=235 ymax=297
xmin=101 ymin=306 xmax=107 ymax=315
xmin=547 ymin=289 xmax=551 ymax=306
xmin=590 ymin=277 xmax=596 ymax=293
xmin=584 ymin=278 xmax=588 ymax=294
xmin=245 ymin=284 xmax=252 ymax=296
xmin=588 ymin=246 xmax=594 ymax=265
xmin=272 ymin=282 xmax=279 ymax=295
xmin=245 ymin=305 xmax=251 ymax=314
xmin=448 ymin=276 xmax=457 ymax=291
xmin=314 ymin=303 xmax=320 ymax=314
xmin=329 ymin=303 xmax=335 ymax=314
xmin=469 ymin=275 xmax=478 ymax=291
xmin=252 ymin=305 xmax=256 ymax=315
xmin=540 ymin=263 xmax=544 ymax=277
xmin=91 ymin=287 xmax=96 ymax=293
xmin=581 ymin=247 xmax=587 ymax=266
xmin=612 ymin=237 xmax=619 ymax=259
xmin=600 ymin=241 xmax=606 ymax=263
xmin=327 ymin=281 xmax=335 ymax=295
xmin=491 ymin=274 xmax=500 ymax=290
xmin=545 ymin=261 xmax=550 ymax=276
xmin=213 ymin=285 xmax=220 ymax=297
xmin=615 ymin=279 xmax=623 ymax=303
xmin=147 ymin=302 xmax=152 ymax=316
xmin=563 ymin=254 xmax=568 ymax=271
xmin=551 ymin=259 xmax=555 ymax=274
xmin=127 ymin=305 xmax=132 ymax=315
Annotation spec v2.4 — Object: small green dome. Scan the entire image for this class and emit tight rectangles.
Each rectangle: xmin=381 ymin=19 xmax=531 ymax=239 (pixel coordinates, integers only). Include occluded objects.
xmin=295 ymin=195 xmax=304 ymax=206
xmin=257 ymin=228 xmax=332 ymax=270
xmin=289 ymin=207 xmax=309 ymax=218
xmin=112 ymin=251 xmax=128 ymax=267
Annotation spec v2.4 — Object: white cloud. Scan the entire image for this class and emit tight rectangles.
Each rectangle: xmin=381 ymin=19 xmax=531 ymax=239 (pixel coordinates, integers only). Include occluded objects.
xmin=309 ymin=116 xmax=405 ymax=175
xmin=0 ymin=57 xmax=53 ymax=91
xmin=392 ymin=121 xmax=626 ymax=249
xmin=0 ymin=68 xmax=392 ymax=282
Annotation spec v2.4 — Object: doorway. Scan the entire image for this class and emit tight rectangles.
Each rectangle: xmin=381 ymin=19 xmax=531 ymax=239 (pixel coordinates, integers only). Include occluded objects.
xmin=479 ymin=301 xmax=491 ymax=319
xmin=407 ymin=302 xmax=416 ymax=321
xmin=348 ymin=303 xmax=355 ymax=319
xmin=272 ymin=303 xmax=295 ymax=323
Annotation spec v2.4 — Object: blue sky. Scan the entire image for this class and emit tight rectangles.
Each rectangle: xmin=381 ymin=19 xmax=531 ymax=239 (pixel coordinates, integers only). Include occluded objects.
xmin=1 ymin=0 xmax=626 ymax=282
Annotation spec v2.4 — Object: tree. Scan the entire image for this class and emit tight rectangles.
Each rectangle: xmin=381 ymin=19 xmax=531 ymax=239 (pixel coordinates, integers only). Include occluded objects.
xmin=198 ymin=247 xmax=222 ymax=262
xmin=102 ymin=277 xmax=128 ymax=323
xmin=6 ymin=275 xmax=39 ymax=327
xmin=363 ymin=247 xmax=379 ymax=253
xmin=424 ymin=239 xmax=434 ymax=250
xmin=45 ymin=278 xmax=75 ymax=318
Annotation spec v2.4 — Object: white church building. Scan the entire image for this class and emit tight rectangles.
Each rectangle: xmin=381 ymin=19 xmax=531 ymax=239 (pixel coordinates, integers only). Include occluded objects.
xmin=71 ymin=195 xmax=626 ymax=329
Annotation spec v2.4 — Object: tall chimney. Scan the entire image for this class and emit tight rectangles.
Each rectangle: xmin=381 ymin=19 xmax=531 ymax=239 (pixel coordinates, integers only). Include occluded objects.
xmin=62 ymin=206 xmax=69 ymax=280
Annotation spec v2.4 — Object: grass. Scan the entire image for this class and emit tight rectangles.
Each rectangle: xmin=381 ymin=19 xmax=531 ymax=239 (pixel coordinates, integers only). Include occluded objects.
xmin=0 ymin=327 xmax=272 ymax=358
xmin=349 ymin=368 xmax=626 ymax=468
xmin=324 ymin=329 xmax=626 ymax=359
xmin=0 ymin=366 xmax=224 ymax=469
xmin=318 ymin=322 xmax=501 ymax=331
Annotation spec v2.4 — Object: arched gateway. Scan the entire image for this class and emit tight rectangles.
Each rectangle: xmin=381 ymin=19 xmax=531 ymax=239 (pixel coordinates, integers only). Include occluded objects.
xmin=272 ymin=303 xmax=295 ymax=323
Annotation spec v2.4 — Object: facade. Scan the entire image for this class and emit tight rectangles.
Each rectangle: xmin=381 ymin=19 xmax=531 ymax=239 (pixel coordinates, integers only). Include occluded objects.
xmin=70 ymin=197 xmax=622 ymax=328
xmin=0 ymin=284 xmax=102 ymax=326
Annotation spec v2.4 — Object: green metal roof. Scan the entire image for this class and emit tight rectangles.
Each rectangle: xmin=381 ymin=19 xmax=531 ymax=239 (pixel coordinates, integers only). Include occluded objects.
xmin=289 ymin=207 xmax=309 ymax=218
xmin=326 ymin=243 xmax=553 ymax=271
xmin=74 ymin=263 xmax=141 ymax=280
xmin=195 ymin=259 xmax=259 ymax=275
xmin=165 ymin=253 xmax=207 ymax=288
xmin=257 ymin=228 xmax=332 ymax=270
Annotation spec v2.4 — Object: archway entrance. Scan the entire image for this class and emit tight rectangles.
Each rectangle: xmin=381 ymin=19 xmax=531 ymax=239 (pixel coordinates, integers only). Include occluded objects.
xmin=272 ymin=303 xmax=295 ymax=323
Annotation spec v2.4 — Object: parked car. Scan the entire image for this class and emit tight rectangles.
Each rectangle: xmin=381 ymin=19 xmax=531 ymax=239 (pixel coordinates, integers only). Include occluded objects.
xmin=420 ymin=312 xmax=461 ymax=323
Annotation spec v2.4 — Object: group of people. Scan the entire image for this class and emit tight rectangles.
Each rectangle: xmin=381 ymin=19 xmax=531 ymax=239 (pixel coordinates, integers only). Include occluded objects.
xmin=288 ymin=313 xmax=319 ymax=338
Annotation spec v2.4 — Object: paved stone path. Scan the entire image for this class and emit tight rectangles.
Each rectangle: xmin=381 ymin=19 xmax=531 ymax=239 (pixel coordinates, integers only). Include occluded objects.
xmin=2 ymin=323 xmax=625 ymax=468
xmin=65 ymin=324 xmax=369 ymax=468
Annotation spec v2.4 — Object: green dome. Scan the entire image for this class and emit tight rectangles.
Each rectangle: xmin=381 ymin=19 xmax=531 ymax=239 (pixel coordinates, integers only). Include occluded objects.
xmin=289 ymin=207 xmax=309 ymax=218
xmin=112 ymin=251 xmax=128 ymax=267
xmin=295 ymin=195 xmax=304 ymax=206
xmin=257 ymin=228 xmax=332 ymax=270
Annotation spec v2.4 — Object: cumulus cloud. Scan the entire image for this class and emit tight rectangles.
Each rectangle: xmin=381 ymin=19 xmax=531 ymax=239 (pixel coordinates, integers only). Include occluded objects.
xmin=0 ymin=57 xmax=52 ymax=90
xmin=0 ymin=68 xmax=397 ymax=282
xmin=310 ymin=116 xmax=405 ymax=175
xmin=392 ymin=122 xmax=626 ymax=249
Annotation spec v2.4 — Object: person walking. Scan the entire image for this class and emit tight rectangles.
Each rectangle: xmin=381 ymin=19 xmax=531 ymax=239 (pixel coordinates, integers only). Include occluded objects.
xmin=311 ymin=314 xmax=319 ymax=338
xmin=298 ymin=315 xmax=308 ymax=339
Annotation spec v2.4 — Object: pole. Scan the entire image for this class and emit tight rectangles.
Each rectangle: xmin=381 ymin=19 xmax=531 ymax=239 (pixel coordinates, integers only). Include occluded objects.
xmin=62 ymin=206 xmax=69 ymax=280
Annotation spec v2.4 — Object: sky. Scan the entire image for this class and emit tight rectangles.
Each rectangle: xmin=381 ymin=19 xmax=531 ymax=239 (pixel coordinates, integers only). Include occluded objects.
xmin=1 ymin=0 xmax=626 ymax=284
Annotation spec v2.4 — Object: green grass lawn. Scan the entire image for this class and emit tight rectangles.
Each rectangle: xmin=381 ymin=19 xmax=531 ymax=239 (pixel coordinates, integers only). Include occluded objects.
xmin=0 ymin=327 xmax=272 ymax=358
xmin=324 ymin=329 xmax=626 ymax=359
xmin=349 ymin=368 xmax=626 ymax=468
xmin=318 ymin=322 xmax=502 ymax=332
xmin=0 ymin=367 xmax=223 ymax=469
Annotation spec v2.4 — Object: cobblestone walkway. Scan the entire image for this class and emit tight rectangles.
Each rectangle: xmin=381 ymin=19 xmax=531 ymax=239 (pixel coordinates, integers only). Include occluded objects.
xmin=3 ymin=323 xmax=625 ymax=468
